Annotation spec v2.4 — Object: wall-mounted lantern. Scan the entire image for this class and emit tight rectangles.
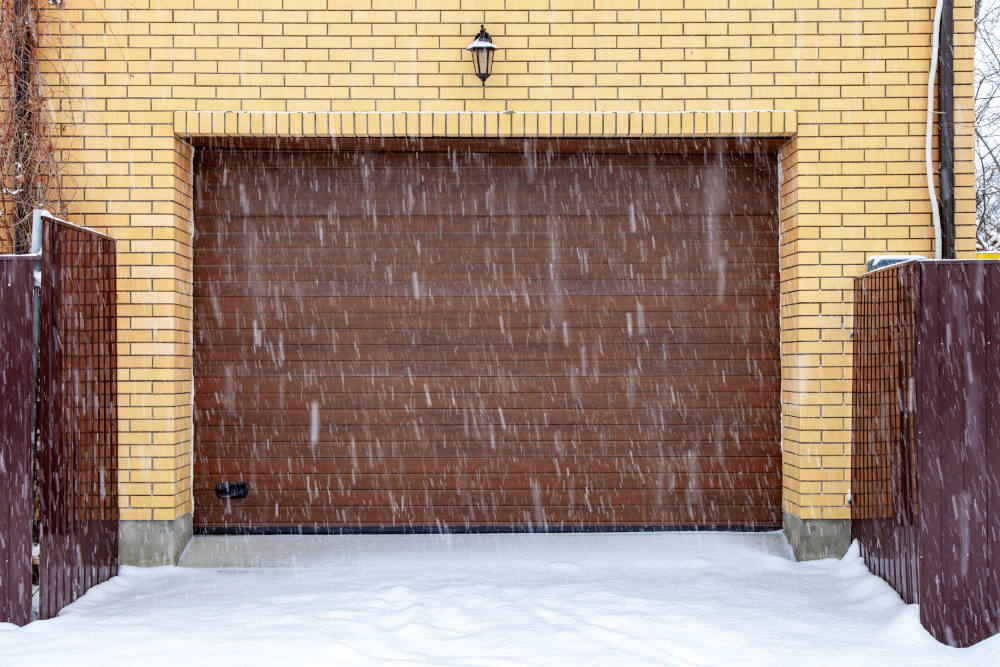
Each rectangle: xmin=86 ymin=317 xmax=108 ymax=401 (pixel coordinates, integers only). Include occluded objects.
xmin=466 ymin=25 xmax=498 ymax=85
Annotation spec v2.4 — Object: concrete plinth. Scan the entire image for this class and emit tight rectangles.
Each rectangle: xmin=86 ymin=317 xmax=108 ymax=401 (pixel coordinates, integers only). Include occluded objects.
xmin=119 ymin=513 xmax=193 ymax=566
xmin=783 ymin=511 xmax=851 ymax=561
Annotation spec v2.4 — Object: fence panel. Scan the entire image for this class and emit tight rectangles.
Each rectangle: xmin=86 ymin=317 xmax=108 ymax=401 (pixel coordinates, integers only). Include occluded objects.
xmin=851 ymin=262 xmax=919 ymax=603
xmin=37 ymin=217 xmax=118 ymax=620
xmin=853 ymin=259 xmax=1000 ymax=647
xmin=0 ymin=257 xmax=35 ymax=626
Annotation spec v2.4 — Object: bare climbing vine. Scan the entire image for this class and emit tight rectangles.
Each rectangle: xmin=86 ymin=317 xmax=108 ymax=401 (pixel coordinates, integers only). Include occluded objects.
xmin=976 ymin=0 xmax=1000 ymax=249
xmin=1 ymin=0 xmax=65 ymax=253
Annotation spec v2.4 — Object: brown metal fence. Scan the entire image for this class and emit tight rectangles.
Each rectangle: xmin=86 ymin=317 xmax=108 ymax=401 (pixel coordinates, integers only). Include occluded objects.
xmin=852 ymin=262 xmax=920 ymax=603
xmin=37 ymin=217 xmax=118 ymax=620
xmin=0 ymin=257 xmax=36 ymax=626
xmin=853 ymin=259 xmax=1000 ymax=647
xmin=0 ymin=215 xmax=117 ymax=624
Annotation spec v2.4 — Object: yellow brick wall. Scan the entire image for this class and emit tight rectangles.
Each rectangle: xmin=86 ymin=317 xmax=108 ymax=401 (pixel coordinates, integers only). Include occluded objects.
xmin=37 ymin=0 xmax=976 ymax=524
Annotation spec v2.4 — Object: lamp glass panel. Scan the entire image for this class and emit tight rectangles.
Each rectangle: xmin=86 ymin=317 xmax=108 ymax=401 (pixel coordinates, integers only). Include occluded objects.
xmin=476 ymin=49 xmax=490 ymax=79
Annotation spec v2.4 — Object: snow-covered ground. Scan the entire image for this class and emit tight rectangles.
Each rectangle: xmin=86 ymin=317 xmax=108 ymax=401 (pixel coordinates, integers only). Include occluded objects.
xmin=1 ymin=531 xmax=997 ymax=665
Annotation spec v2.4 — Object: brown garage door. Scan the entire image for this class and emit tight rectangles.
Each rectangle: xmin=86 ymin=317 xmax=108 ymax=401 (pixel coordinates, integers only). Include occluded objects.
xmin=192 ymin=137 xmax=781 ymax=532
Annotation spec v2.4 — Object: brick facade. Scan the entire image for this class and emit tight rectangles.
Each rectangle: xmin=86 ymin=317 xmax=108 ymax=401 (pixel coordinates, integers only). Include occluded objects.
xmin=38 ymin=0 xmax=976 ymax=527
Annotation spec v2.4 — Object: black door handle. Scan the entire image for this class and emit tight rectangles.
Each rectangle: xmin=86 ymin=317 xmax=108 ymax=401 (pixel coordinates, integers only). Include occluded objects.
xmin=215 ymin=482 xmax=249 ymax=499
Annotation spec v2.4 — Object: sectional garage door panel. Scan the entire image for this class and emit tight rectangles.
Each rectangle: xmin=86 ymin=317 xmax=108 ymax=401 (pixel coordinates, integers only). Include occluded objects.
xmin=193 ymin=141 xmax=781 ymax=530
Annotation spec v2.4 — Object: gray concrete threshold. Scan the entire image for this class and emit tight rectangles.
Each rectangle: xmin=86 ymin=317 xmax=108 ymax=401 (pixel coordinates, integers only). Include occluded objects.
xmin=178 ymin=531 xmax=794 ymax=568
